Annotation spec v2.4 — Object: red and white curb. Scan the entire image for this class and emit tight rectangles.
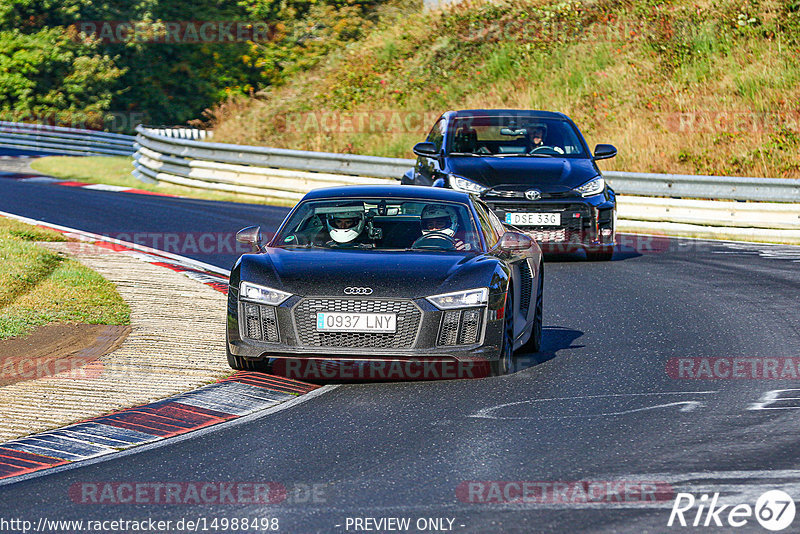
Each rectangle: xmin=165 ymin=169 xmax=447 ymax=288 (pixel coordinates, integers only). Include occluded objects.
xmin=0 ymin=210 xmax=229 ymax=293
xmin=0 ymin=211 xmax=327 ymax=482
xmin=0 ymin=169 xmax=176 ymax=197
xmin=0 ymin=373 xmax=318 ymax=480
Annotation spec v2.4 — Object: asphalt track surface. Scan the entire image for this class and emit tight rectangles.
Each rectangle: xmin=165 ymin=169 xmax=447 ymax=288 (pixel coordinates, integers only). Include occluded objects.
xmin=1 ymin=175 xmax=800 ymax=533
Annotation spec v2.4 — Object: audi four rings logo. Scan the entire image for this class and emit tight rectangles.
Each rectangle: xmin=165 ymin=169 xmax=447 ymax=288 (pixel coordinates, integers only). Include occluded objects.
xmin=344 ymin=287 xmax=373 ymax=295
xmin=525 ymin=189 xmax=542 ymax=200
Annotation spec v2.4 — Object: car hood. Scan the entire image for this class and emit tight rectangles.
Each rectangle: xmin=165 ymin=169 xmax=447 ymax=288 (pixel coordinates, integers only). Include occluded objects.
xmin=238 ymin=248 xmax=499 ymax=299
xmin=448 ymin=156 xmax=598 ymax=191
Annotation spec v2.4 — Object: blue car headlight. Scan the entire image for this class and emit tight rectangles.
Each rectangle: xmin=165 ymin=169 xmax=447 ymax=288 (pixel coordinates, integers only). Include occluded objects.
xmin=573 ymin=177 xmax=605 ymax=197
xmin=448 ymin=174 xmax=488 ymax=195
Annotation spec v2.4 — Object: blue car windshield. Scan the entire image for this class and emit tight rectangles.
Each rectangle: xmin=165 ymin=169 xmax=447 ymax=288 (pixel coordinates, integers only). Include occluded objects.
xmin=274 ymin=198 xmax=482 ymax=252
xmin=447 ymin=116 xmax=586 ymax=157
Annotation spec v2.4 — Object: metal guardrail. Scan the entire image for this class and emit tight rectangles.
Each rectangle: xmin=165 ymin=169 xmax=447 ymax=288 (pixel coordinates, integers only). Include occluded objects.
xmin=603 ymin=171 xmax=800 ymax=203
xmin=133 ymin=126 xmax=395 ymax=200
xmin=0 ymin=121 xmax=135 ymax=156
xmin=134 ymin=125 xmax=800 ymax=203
xmin=131 ymin=126 xmax=800 ymax=241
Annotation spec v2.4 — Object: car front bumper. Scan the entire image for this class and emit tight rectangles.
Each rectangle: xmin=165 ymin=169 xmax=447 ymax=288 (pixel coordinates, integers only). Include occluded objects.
xmin=484 ymin=194 xmax=616 ymax=249
xmin=226 ymin=291 xmax=506 ymax=364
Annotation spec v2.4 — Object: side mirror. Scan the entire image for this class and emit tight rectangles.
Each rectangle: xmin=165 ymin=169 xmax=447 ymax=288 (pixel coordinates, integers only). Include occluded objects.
xmin=413 ymin=142 xmax=438 ymax=157
xmin=236 ymin=226 xmax=263 ymax=252
xmin=593 ymin=144 xmax=617 ymax=160
xmin=498 ymin=231 xmax=533 ymax=252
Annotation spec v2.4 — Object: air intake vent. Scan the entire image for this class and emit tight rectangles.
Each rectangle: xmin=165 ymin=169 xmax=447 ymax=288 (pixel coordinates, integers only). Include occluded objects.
xmin=519 ymin=261 xmax=533 ymax=318
xmin=437 ymin=308 xmax=483 ymax=346
xmin=242 ymin=303 xmax=279 ymax=342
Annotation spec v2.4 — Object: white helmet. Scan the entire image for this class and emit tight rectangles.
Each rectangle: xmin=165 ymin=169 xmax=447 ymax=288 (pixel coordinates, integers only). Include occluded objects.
xmin=421 ymin=204 xmax=458 ymax=237
xmin=326 ymin=207 xmax=365 ymax=243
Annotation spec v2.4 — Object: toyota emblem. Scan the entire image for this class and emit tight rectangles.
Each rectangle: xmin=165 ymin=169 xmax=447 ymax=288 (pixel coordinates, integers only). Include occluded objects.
xmin=525 ymin=189 xmax=542 ymax=200
xmin=344 ymin=287 xmax=373 ymax=295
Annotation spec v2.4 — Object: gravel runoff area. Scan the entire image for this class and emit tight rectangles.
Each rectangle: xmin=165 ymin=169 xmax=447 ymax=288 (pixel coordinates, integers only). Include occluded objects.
xmin=0 ymin=241 xmax=230 ymax=442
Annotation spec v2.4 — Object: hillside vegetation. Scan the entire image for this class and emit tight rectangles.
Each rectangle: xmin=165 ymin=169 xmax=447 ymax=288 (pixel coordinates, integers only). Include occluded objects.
xmin=208 ymin=0 xmax=800 ymax=178
xmin=0 ymin=0 xmax=392 ymax=128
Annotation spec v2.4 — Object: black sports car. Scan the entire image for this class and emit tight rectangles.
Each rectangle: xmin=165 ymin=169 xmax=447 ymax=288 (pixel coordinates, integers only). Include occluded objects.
xmin=226 ymin=185 xmax=543 ymax=378
xmin=402 ymin=109 xmax=618 ymax=260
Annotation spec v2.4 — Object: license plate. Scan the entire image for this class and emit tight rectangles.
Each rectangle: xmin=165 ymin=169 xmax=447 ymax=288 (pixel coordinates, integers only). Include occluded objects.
xmin=505 ymin=212 xmax=561 ymax=226
xmin=316 ymin=312 xmax=396 ymax=333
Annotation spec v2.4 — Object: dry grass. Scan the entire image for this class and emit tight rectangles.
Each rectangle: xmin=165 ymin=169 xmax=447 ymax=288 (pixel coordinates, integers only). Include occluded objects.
xmin=208 ymin=0 xmax=800 ymax=178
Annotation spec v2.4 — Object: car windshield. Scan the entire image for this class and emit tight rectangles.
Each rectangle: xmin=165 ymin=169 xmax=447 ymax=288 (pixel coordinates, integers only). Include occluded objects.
xmin=273 ymin=198 xmax=482 ymax=252
xmin=446 ymin=116 xmax=585 ymax=157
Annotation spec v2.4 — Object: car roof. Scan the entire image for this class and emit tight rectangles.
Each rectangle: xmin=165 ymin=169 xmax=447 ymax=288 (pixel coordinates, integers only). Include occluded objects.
xmin=449 ymin=109 xmax=568 ymax=120
xmin=302 ymin=185 xmax=473 ymax=203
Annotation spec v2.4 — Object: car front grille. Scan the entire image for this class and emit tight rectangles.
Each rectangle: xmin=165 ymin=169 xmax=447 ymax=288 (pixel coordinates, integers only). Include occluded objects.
xmin=483 ymin=189 xmax=575 ymax=200
xmin=437 ymin=308 xmax=484 ymax=346
xmin=529 ymin=228 xmax=567 ymax=243
xmin=293 ymin=298 xmax=421 ymax=349
xmin=487 ymin=201 xmax=590 ymax=243
xmin=242 ymin=303 xmax=279 ymax=342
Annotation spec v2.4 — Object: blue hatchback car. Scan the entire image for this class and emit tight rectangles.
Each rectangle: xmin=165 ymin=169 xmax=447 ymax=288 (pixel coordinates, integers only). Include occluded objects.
xmin=402 ymin=109 xmax=618 ymax=260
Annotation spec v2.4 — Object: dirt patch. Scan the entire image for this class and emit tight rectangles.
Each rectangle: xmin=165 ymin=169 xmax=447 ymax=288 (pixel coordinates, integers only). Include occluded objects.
xmin=0 ymin=323 xmax=130 ymax=386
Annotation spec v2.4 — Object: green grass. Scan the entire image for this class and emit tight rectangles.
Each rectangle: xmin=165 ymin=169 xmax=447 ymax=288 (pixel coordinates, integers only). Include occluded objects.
xmin=29 ymin=156 xmax=296 ymax=206
xmin=0 ymin=218 xmax=130 ymax=339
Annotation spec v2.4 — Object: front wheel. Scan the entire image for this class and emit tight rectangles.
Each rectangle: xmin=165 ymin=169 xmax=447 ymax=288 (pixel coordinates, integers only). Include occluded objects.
xmin=491 ymin=287 xmax=514 ymax=376
xmin=585 ymin=245 xmax=614 ymax=261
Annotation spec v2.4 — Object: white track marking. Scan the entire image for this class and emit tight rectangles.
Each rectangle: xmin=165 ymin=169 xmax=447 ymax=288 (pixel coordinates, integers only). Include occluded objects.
xmin=749 ymin=389 xmax=800 ymax=410
xmin=469 ymin=392 xmax=718 ymax=420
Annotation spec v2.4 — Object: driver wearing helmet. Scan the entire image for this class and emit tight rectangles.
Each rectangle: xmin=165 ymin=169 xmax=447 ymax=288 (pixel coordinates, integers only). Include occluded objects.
xmin=325 ymin=206 xmax=372 ymax=247
xmin=420 ymin=204 xmax=468 ymax=250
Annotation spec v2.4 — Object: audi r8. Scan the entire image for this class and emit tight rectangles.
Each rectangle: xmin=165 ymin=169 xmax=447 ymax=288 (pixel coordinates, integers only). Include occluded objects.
xmin=402 ymin=109 xmax=618 ymax=260
xmin=226 ymin=185 xmax=543 ymax=377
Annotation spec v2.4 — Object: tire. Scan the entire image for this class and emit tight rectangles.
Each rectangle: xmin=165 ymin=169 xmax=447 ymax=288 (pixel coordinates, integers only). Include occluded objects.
xmin=585 ymin=245 xmax=614 ymax=261
xmin=519 ymin=263 xmax=543 ymax=354
xmin=491 ymin=286 xmax=514 ymax=376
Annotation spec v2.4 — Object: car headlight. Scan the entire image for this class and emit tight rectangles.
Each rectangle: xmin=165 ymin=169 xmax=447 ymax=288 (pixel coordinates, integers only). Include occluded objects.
xmin=573 ymin=177 xmax=605 ymax=197
xmin=240 ymin=281 xmax=291 ymax=305
xmin=426 ymin=287 xmax=489 ymax=310
xmin=448 ymin=174 xmax=487 ymax=195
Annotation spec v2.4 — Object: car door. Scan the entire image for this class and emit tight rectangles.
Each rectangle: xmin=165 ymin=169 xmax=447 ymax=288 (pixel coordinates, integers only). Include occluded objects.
xmin=412 ymin=117 xmax=446 ymax=186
